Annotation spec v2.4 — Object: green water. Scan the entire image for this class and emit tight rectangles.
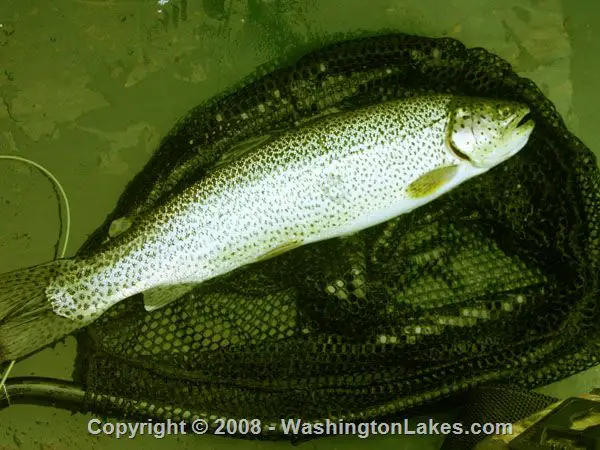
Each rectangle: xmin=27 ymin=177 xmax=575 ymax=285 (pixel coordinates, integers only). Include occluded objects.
xmin=0 ymin=0 xmax=599 ymax=449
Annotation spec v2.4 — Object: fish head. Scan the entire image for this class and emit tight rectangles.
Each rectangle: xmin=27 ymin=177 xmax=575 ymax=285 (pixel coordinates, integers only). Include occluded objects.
xmin=446 ymin=97 xmax=535 ymax=169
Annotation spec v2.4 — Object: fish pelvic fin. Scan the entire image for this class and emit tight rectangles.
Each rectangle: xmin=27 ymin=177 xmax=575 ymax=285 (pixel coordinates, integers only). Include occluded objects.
xmin=0 ymin=260 xmax=85 ymax=362
xmin=256 ymin=240 xmax=304 ymax=263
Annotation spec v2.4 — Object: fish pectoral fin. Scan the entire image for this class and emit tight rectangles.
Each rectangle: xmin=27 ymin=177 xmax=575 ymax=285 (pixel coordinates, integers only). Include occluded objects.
xmin=143 ymin=284 xmax=197 ymax=312
xmin=405 ymin=165 xmax=459 ymax=199
xmin=256 ymin=240 xmax=304 ymax=263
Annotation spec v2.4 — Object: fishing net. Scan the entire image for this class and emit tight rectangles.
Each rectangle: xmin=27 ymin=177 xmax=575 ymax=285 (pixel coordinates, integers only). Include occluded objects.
xmin=70 ymin=32 xmax=599 ymax=437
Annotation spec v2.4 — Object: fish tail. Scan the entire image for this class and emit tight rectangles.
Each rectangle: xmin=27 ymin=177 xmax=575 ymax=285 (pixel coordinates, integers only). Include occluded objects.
xmin=0 ymin=261 xmax=83 ymax=363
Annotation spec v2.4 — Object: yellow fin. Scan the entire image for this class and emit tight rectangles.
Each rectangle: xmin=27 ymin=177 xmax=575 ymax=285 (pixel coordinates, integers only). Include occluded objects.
xmin=406 ymin=165 xmax=459 ymax=199
xmin=143 ymin=284 xmax=197 ymax=312
xmin=257 ymin=240 xmax=303 ymax=262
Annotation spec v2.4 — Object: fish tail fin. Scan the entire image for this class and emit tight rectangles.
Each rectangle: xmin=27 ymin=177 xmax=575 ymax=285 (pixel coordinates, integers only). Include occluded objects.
xmin=0 ymin=261 xmax=83 ymax=363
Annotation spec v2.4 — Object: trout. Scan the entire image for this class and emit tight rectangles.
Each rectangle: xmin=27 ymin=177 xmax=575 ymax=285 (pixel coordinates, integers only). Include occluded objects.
xmin=0 ymin=94 xmax=534 ymax=361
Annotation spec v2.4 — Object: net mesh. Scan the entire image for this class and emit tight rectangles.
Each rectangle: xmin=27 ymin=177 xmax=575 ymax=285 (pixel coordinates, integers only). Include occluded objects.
xmin=71 ymin=32 xmax=600 ymax=436
xmin=441 ymin=385 xmax=558 ymax=449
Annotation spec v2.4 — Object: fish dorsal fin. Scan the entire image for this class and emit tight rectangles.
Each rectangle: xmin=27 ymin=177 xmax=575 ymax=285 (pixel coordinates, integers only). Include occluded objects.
xmin=406 ymin=165 xmax=459 ymax=199
xmin=212 ymin=107 xmax=344 ymax=170
xmin=212 ymin=132 xmax=283 ymax=169
xmin=143 ymin=284 xmax=197 ymax=312
xmin=293 ymin=107 xmax=343 ymax=127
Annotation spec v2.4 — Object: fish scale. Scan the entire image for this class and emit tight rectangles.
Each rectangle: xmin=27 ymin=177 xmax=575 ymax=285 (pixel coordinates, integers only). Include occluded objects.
xmin=42 ymin=94 xmax=533 ymax=321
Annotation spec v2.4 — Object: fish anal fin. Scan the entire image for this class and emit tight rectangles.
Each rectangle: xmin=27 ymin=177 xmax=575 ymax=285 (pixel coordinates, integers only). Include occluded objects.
xmin=143 ymin=284 xmax=196 ymax=312
xmin=406 ymin=165 xmax=459 ymax=199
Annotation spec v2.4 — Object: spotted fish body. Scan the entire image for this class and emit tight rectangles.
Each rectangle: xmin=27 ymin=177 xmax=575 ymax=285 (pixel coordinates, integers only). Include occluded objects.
xmin=45 ymin=94 xmax=534 ymax=321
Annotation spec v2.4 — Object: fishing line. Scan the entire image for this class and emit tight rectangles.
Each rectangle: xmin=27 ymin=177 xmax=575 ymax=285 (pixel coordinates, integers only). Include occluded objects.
xmin=0 ymin=360 xmax=15 ymax=405
xmin=0 ymin=155 xmax=71 ymax=259
xmin=0 ymin=154 xmax=71 ymax=405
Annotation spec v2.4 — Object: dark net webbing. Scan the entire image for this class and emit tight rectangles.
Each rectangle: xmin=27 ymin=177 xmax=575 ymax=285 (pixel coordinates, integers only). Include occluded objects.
xmin=441 ymin=385 xmax=559 ymax=449
xmin=72 ymin=32 xmax=600 ymax=436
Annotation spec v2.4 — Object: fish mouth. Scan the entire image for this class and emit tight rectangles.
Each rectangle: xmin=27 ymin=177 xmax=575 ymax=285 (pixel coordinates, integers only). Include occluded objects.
xmin=511 ymin=107 xmax=534 ymax=131
xmin=497 ymin=108 xmax=535 ymax=164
